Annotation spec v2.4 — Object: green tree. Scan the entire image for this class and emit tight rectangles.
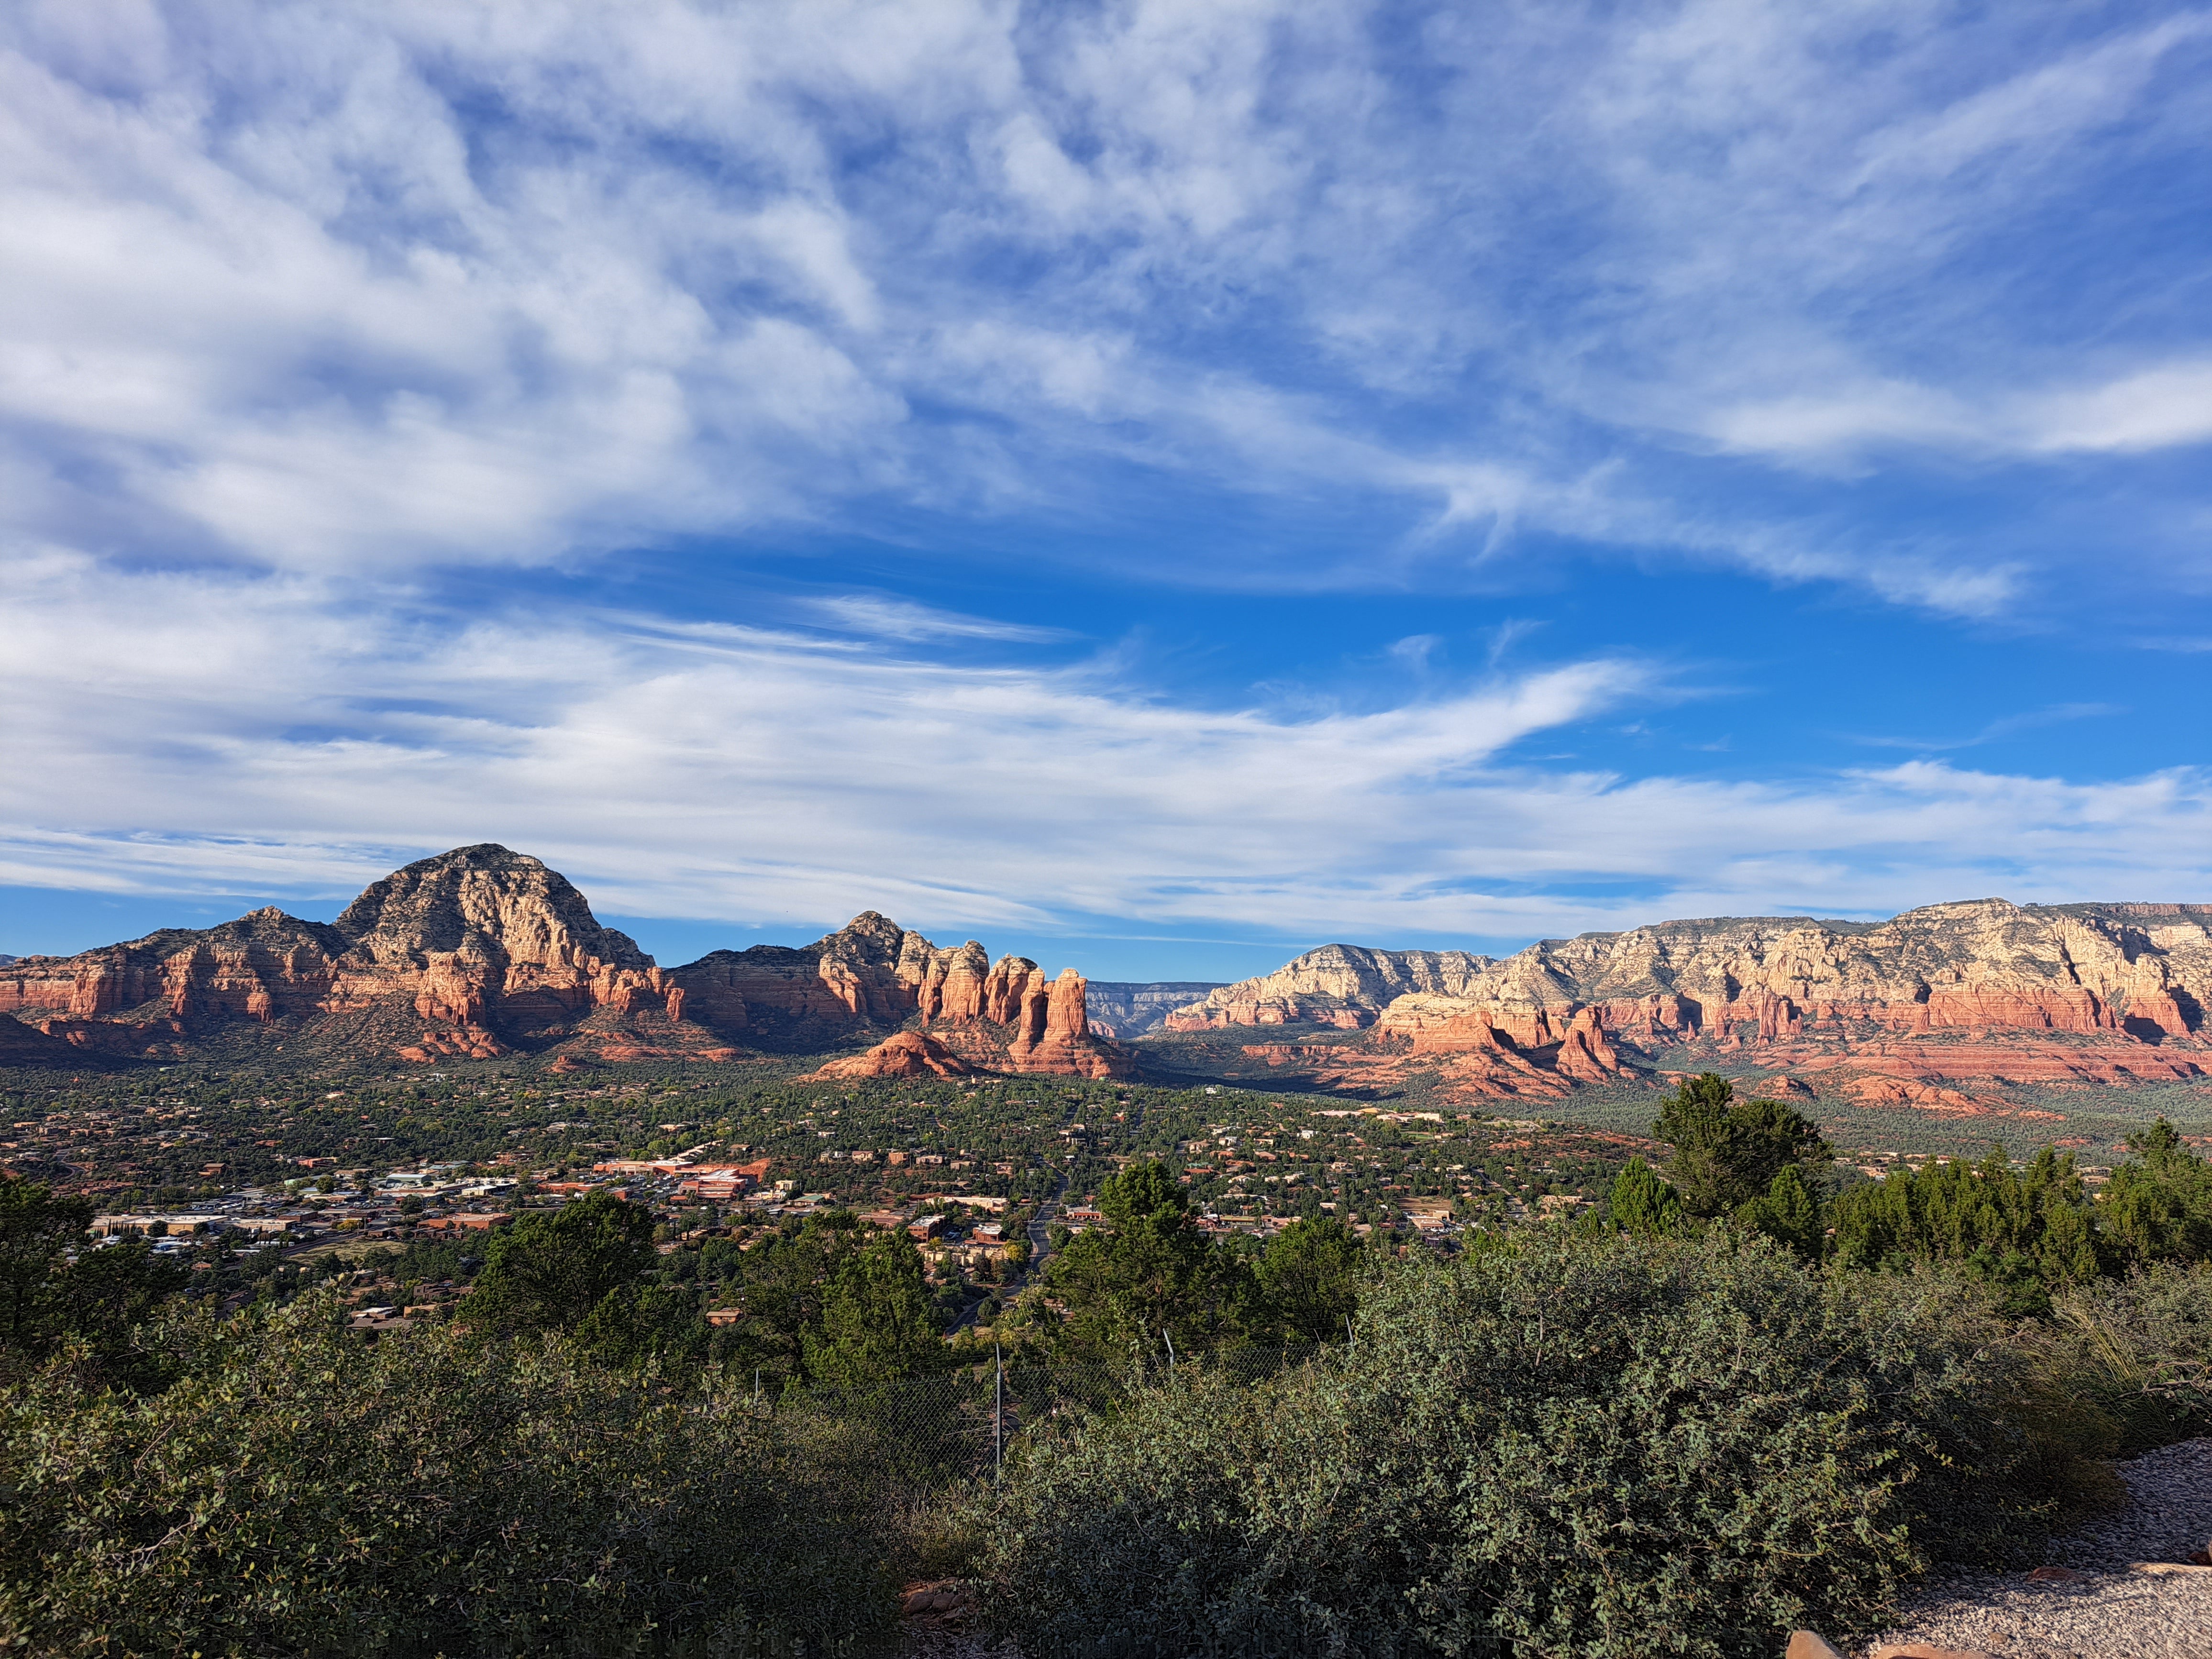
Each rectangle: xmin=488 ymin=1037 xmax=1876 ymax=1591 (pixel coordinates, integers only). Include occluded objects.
xmin=2039 ymin=1194 xmax=2101 ymax=1286
xmin=0 ymin=1177 xmax=91 ymax=1354
xmin=1827 ymin=1145 xmax=2103 ymax=1314
xmin=803 ymin=1228 xmax=943 ymax=1389
xmin=1255 ymin=1216 xmax=1363 ymax=1344
xmin=0 ymin=1177 xmax=188 ymax=1382
xmin=465 ymin=1191 xmax=656 ymax=1338
xmin=1044 ymin=1161 xmax=1250 ymax=1359
xmin=2102 ymin=1119 xmax=2212 ymax=1268
xmin=1606 ymin=1157 xmax=1684 ymax=1237
xmin=1736 ymin=1165 xmax=1823 ymax=1261
xmin=1654 ymin=1073 xmax=1832 ymax=1217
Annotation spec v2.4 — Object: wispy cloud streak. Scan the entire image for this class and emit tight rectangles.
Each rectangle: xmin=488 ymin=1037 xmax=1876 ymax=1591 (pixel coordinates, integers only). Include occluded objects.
xmin=3 ymin=558 xmax=2206 ymax=947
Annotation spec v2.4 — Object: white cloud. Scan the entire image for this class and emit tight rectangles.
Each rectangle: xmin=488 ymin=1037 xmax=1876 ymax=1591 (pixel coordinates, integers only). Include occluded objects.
xmin=3 ymin=557 xmax=2207 ymax=951
xmin=2025 ymin=361 xmax=2212 ymax=455
xmin=1695 ymin=357 xmax=2212 ymax=465
xmin=3 ymin=1 xmax=2211 ymax=962
xmin=0 ymin=1 xmax=2204 ymax=606
xmin=807 ymin=594 xmax=1071 ymax=642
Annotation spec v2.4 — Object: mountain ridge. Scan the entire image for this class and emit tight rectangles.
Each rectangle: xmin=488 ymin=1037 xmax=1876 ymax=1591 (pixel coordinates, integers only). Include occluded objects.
xmin=1161 ymin=898 xmax=2212 ymax=1110
xmin=0 ymin=846 xmax=1128 ymax=1076
xmin=7 ymin=854 xmax=2211 ymax=1109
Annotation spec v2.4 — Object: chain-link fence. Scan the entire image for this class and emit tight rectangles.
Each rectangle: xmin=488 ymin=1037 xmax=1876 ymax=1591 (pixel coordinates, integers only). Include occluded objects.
xmin=760 ymin=1342 xmax=1333 ymax=1492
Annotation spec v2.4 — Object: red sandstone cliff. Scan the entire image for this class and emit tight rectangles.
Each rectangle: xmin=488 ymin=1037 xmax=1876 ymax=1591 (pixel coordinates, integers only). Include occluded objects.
xmin=0 ymin=847 xmax=686 ymax=1063
xmin=0 ymin=850 xmax=1129 ymax=1077
xmin=660 ymin=919 xmax=1128 ymax=1077
xmin=798 ymin=955 xmax=1131 ymax=1081
xmin=1172 ymin=902 xmax=2212 ymax=1041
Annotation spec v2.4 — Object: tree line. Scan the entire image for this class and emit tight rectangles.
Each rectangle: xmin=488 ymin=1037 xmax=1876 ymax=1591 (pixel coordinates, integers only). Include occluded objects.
xmin=1610 ymin=1072 xmax=2212 ymax=1315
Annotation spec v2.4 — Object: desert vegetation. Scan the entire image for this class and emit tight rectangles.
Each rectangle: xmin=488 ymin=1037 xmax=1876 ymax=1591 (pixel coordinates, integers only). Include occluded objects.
xmin=2 ymin=1074 xmax=2210 ymax=1656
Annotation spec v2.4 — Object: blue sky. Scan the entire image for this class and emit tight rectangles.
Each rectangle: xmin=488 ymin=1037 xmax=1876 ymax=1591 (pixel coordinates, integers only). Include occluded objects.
xmin=3 ymin=0 xmax=2209 ymax=982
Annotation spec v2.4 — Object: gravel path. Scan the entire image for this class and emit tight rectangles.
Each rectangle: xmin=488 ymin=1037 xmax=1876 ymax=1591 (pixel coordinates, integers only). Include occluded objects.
xmin=1867 ymin=1438 xmax=2212 ymax=1658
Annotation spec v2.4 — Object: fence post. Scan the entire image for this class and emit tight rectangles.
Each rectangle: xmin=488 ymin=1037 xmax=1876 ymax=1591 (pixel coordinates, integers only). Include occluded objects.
xmin=994 ymin=1341 xmax=1004 ymax=1485
xmin=1345 ymin=1313 xmax=1355 ymax=1350
xmin=1163 ymin=1328 xmax=1177 ymax=1368
xmin=754 ymin=1367 xmax=761 ymax=1406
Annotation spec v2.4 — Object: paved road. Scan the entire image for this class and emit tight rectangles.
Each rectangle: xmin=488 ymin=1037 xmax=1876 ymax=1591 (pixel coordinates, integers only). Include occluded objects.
xmin=946 ymin=1171 xmax=1072 ymax=1334
xmin=950 ymin=1096 xmax=1090 ymax=1333
xmin=1027 ymin=1171 xmax=1068 ymax=1268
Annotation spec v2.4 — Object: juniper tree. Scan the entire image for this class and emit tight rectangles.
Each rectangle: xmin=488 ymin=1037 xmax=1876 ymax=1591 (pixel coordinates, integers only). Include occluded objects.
xmin=1606 ymin=1157 xmax=1684 ymax=1237
xmin=1653 ymin=1073 xmax=1832 ymax=1218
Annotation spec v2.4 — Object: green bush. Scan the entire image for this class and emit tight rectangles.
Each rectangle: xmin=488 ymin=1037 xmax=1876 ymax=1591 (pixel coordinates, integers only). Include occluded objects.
xmin=0 ymin=1176 xmax=191 ymax=1390
xmin=972 ymin=1230 xmax=2036 ymax=1659
xmin=0 ymin=1292 xmax=897 ymax=1658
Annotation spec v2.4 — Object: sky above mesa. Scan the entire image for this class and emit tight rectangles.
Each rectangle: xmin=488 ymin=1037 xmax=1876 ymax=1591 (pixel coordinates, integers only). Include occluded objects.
xmin=3 ymin=0 xmax=2211 ymax=981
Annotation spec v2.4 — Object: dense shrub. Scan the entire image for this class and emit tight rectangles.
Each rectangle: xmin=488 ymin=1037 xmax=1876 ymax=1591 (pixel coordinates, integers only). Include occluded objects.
xmin=0 ymin=1292 xmax=897 ymax=1658
xmin=973 ymin=1229 xmax=2034 ymax=1659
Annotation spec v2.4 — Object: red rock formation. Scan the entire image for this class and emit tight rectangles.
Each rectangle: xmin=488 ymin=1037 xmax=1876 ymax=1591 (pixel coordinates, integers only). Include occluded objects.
xmin=664 ymin=917 xmax=987 ymax=1037
xmin=1844 ymin=1076 xmax=1989 ymax=1114
xmin=1919 ymin=984 xmax=2113 ymax=1033
xmin=1491 ymin=1007 xmax=1557 ymax=1049
xmin=1001 ymin=968 xmax=1130 ymax=1078
xmin=801 ymin=1031 xmax=976 ymax=1081
xmin=1164 ymin=943 xmax=1495 ymax=1030
xmin=0 ymin=847 xmax=663 ymax=1063
xmin=2127 ymin=986 xmax=2192 ymax=1040
xmin=1792 ymin=1040 xmax=2205 ymax=1090
xmin=1158 ymin=897 xmax=2212 ymax=1106
xmin=0 ymin=908 xmax=348 ymax=1027
xmin=1408 ymin=1012 xmax=1505 ymax=1055
xmin=0 ymin=852 xmax=1131 ymax=1079
xmin=916 ymin=941 xmax=991 ymax=1020
xmin=1553 ymin=1008 xmax=1623 ymax=1082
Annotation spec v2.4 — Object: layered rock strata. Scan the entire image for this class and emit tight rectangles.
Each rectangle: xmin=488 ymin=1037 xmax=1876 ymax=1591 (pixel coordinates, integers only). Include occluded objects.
xmin=1173 ymin=903 xmax=2212 ymax=1039
xmin=1170 ymin=944 xmax=1497 ymax=1029
xmin=1167 ymin=900 xmax=2212 ymax=1104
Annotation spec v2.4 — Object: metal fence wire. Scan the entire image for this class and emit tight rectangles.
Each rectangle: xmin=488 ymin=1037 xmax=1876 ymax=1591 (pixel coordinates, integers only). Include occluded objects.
xmin=764 ymin=1341 xmax=1332 ymax=1491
